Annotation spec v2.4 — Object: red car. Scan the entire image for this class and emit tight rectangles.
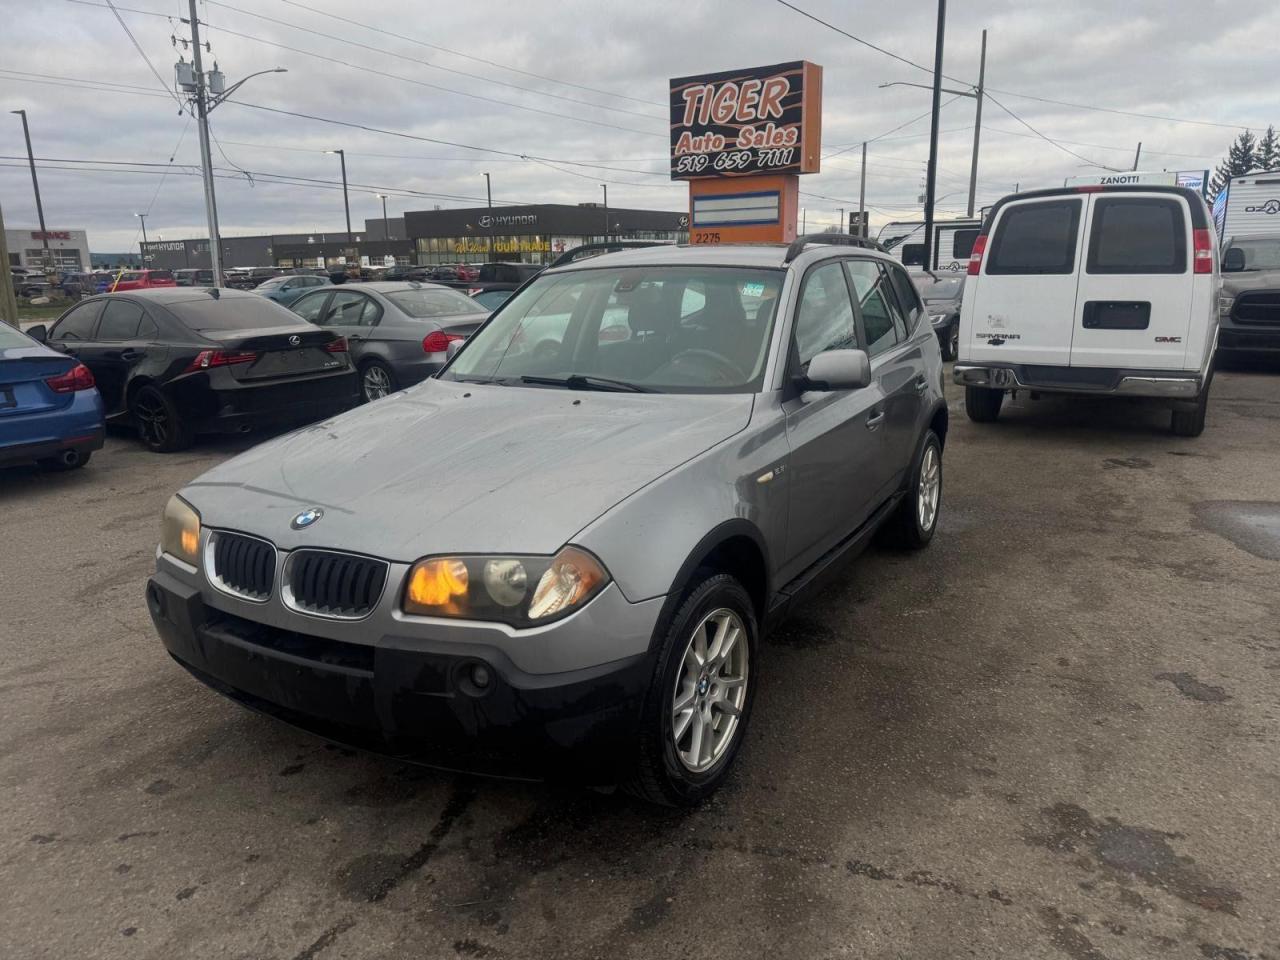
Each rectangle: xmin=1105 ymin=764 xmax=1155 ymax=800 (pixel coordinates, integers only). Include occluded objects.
xmin=108 ymin=269 xmax=177 ymax=292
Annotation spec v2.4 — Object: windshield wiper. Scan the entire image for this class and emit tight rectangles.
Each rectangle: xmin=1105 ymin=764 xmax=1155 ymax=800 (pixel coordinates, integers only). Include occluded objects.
xmin=520 ymin=374 xmax=655 ymax=393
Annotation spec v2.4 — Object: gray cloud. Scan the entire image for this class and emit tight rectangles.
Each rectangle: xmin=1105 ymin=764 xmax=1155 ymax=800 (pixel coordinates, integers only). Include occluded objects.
xmin=2 ymin=0 xmax=1276 ymax=251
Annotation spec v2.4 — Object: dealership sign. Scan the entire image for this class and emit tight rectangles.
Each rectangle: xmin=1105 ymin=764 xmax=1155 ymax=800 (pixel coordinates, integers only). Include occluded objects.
xmin=479 ymin=214 xmax=538 ymax=228
xmin=669 ymin=61 xmax=822 ymax=181
xmin=30 ymin=230 xmax=72 ymax=241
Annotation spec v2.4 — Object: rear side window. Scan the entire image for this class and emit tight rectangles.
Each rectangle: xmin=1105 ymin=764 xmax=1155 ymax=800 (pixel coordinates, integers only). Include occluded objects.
xmin=147 ymin=270 xmax=174 ymax=281
xmin=951 ymin=229 xmax=980 ymax=260
xmin=98 ymin=300 xmax=146 ymax=340
xmin=51 ymin=301 xmax=103 ymax=340
xmin=901 ymin=243 xmax=925 ymax=267
xmin=1087 ymin=197 xmax=1187 ymax=274
xmin=987 ymin=199 xmax=1082 ymax=275
xmin=844 ymin=259 xmax=901 ymax=358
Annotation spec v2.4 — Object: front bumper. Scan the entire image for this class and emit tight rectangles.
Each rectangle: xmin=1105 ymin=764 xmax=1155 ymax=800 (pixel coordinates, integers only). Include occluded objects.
xmin=1218 ymin=324 xmax=1280 ymax=354
xmin=953 ymin=363 xmax=1204 ymax=399
xmin=146 ymin=569 xmax=657 ymax=782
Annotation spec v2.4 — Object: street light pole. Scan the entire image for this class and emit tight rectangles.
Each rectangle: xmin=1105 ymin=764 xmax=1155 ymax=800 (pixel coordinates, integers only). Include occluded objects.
xmin=601 ymin=184 xmax=609 ymax=241
xmin=327 ymin=149 xmax=352 ymax=243
xmin=135 ymin=212 xmax=148 ymax=264
xmin=483 ymin=172 xmax=493 ymax=262
xmin=922 ymin=0 xmax=947 ymax=273
xmin=859 ymin=141 xmax=868 ymax=237
xmin=838 ymin=208 xmax=845 ymax=233
xmin=186 ymin=0 xmax=223 ymax=285
xmin=10 ymin=109 xmax=49 ymax=270
xmin=375 ymin=193 xmax=390 ymax=238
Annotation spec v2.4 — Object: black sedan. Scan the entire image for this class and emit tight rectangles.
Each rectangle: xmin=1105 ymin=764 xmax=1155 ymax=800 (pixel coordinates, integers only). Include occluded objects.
xmin=28 ymin=288 xmax=359 ymax=452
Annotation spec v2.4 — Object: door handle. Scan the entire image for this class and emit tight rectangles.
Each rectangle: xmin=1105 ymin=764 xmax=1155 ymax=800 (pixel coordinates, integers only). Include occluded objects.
xmin=119 ymin=350 xmax=145 ymax=362
xmin=914 ymin=374 xmax=929 ymax=393
xmin=865 ymin=409 xmax=886 ymax=429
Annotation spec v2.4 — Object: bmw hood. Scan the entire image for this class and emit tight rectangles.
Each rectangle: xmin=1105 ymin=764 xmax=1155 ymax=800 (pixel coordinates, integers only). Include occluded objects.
xmin=182 ymin=378 xmax=753 ymax=560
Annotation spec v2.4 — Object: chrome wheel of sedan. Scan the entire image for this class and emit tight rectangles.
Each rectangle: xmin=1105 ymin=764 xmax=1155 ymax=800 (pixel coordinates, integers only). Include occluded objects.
xmin=362 ymin=363 xmax=392 ymax=402
xmin=917 ymin=441 xmax=941 ymax=532
xmin=671 ymin=607 xmax=749 ymax=773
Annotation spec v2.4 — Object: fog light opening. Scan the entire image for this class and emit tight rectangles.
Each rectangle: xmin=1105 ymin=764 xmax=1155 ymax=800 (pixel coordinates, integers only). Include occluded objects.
xmin=470 ymin=663 xmax=491 ymax=689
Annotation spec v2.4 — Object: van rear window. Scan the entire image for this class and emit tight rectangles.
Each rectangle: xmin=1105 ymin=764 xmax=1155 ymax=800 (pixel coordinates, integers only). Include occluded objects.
xmin=1086 ymin=197 xmax=1186 ymax=274
xmin=986 ymin=200 xmax=1081 ymax=275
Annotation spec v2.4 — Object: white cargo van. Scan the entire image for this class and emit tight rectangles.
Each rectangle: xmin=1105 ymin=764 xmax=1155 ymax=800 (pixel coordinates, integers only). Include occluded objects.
xmin=954 ymin=185 xmax=1219 ymax=436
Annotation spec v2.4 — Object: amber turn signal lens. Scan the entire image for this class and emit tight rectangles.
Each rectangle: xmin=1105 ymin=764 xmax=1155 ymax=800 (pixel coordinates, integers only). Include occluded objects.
xmin=160 ymin=495 xmax=201 ymax=567
xmin=404 ymin=558 xmax=470 ymax=613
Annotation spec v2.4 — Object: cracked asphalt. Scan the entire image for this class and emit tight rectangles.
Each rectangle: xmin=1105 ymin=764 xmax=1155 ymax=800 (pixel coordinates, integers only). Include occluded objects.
xmin=3 ymin=360 xmax=1279 ymax=960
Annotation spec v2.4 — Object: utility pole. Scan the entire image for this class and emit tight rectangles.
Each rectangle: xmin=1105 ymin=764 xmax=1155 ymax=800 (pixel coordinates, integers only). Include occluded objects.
xmin=483 ymin=172 xmax=493 ymax=262
xmin=327 ymin=149 xmax=352 ymax=242
xmin=801 ymin=208 xmax=806 ymax=232
xmin=1132 ymin=142 xmax=1142 ymax=171
xmin=135 ymin=212 xmax=149 ymax=264
xmin=838 ymin=208 xmax=845 ymax=233
xmin=0 ymin=200 xmax=17 ymax=326
xmin=859 ymin=141 xmax=867 ymax=237
xmin=966 ymin=29 xmax=986 ymax=218
xmin=186 ymin=0 xmax=223 ymax=285
xmin=375 ymin=193 xmax=390 ymax=238
xmin=922 ymin=0 xmax=947 ymax=273
xmin=601 ymin=184 xmax=609 ymax=241
xmin=11 ymin=110 xmax=50 ymax=272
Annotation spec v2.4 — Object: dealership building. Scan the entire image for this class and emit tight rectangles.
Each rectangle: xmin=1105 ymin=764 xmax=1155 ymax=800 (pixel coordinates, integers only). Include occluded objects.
xmin=139 ymin=203 xmax=688 ymax=271
xmin=6 ymin=228 xmax=93 ymax=271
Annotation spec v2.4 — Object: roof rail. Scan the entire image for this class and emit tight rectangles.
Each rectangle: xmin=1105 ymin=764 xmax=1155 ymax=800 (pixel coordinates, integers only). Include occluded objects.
xmin=548 ymin=240 xmax=674 ymax=269
xmin=783 ymin=233 xmax=887 ymax=263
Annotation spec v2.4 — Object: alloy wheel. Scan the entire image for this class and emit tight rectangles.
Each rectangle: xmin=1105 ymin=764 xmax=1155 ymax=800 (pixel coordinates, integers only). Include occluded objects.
xmin=671 ymin=607 xmax=749 ymax=773
xmin=134 ymin=393 xmax=169 ymax=448
xmin=917 ymin=442 xmax=941 ymax=532
xmin=363 ymin=365 xmax=391 ymax=401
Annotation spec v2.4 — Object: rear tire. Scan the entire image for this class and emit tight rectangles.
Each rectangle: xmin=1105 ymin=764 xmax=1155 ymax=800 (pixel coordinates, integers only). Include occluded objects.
xmin=360 ymin=360 xmax=396 ymax=403
xmin=1171 ymin=368 xmax=1212 ymax=437
xmin=626 ymin=573 xmax=757 ymax=807
xmin=965 ymin=385 xmax=1003 ymax=422
xmin=130 ymin=385 xmax=193 ymax=453
xmin=879 ymin=429 xmax=942 ymax=550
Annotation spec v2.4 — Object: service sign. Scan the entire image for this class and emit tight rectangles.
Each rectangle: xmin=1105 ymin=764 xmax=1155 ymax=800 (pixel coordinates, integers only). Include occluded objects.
xmin=670 ymin=61 xmax=822 ymax=180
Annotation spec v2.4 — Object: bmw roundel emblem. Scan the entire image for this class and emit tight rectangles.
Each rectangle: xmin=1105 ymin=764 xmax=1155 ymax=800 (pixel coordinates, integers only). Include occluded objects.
xmin=291 ymin=507 xmax=324 ymax=530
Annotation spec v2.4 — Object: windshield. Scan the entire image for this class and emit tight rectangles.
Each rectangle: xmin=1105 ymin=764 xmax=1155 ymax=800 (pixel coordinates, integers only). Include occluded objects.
xmin=1229 ymin=239 xmax=1280 ymax=270
xmin=442 ymin=266 xmax=784 ymax=393
xmin=917 ymin=276 xmax=964 ymax=300
xmin=385 ymin=288 xmax=482 ymax=318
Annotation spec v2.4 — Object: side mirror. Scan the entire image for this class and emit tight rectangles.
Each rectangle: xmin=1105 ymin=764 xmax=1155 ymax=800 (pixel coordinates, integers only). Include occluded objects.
xmin=446 ymin=338 xmax=464 ymax=361
xmin=1222 ymin=247 xmax=1246 ymax=272
xmin=26 ymin=324 xmax=48 ymax=343
xmin=804 ymin=349 xmax=872 ymax=391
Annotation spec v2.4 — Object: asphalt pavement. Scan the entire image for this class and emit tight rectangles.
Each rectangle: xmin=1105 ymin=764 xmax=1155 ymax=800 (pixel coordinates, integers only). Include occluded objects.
xmin=2 ymin=363 xmax=1279 ymax=960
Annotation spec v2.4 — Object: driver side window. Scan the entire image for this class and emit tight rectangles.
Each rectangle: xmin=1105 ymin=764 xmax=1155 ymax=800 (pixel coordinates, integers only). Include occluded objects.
xmin=793 ymin=261 xmax=856 ymax=367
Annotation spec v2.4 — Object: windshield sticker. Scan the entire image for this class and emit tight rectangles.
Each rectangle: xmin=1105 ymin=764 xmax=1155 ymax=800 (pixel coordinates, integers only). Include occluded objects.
xmin=741 ymin=282 xmax=766 ymax=297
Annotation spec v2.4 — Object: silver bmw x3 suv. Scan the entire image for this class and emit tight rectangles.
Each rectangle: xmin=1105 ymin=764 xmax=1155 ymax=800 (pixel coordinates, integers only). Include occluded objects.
xmin=146 ymin=237 xmax=948 ymax=805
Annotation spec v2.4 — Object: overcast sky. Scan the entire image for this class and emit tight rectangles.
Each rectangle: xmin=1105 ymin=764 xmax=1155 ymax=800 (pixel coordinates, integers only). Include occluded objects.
xmin=2 ymin=0 xmax=1278 ymax=253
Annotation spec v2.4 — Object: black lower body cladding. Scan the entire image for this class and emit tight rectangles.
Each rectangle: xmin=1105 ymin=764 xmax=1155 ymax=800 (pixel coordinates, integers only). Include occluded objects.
xmin=145 ymin=572 xmax=651 ymax=782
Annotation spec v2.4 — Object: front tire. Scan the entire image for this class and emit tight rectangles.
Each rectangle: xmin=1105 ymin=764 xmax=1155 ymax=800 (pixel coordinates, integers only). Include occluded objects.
xmin=879 ymin=429 xmax=942 ymax=550
xmin=965 ymin=385 xmax=1003 ymax=422
xmin=627 ymin=574 xmax=757 ymax=807
xmin=946 ymin=323 xmax=959 ymax=362
xmin=130 ymin=385 xmax=192 ymax=453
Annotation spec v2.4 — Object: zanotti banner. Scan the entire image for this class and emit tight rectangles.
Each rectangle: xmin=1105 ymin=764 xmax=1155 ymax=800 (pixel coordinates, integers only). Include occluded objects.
xmin=669 ymin=61 xmax=822 ymax=180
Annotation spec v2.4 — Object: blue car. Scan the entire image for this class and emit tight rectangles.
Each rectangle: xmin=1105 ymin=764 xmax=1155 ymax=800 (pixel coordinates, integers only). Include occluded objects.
xmin=0 ymin=323 xmax=105 ymax=471
xmin=253 ymin=274 xmax=331 ymax=305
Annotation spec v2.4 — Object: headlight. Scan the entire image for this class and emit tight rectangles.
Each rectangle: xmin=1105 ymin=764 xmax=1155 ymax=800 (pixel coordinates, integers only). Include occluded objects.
xmin=160 ymin=495 xmax=201 ymax=566
xmin=401 ymin=546 xmax=609 ymax=625
xmin=1219 ymin=295 xmax=1234 ymax=318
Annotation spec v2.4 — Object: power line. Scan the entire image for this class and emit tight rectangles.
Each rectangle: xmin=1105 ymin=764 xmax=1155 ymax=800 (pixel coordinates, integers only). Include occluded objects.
xmin=102 ymin=0 xmax=186 ymax=112
xmin=202 ymin=0 xmax=664 ymax=122
xmin=823 ymin=97 xmax=964 ymax=160
xmin=278 ymin=0 xmax=663 ymax=109
xmin=982 ymin=92 xmax=1117 ymax=171
xmin=773 ymin=0 xmax=1257 ymax=132
xmin=68 ymin=0 xmax=665 ymax=139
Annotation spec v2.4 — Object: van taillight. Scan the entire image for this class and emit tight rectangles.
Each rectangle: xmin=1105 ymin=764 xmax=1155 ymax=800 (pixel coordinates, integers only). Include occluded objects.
xmin=1193 ymin=228 xmax=1214 ymax=274
xmin=45 ymin=363 xmax=96 ymax=393
xmin=967 ymin=235 xmax=988 ymax=275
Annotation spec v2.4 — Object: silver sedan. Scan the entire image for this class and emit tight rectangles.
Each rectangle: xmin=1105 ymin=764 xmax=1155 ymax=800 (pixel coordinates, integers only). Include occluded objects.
xmin=288 ymin=281 xmax=489 ymax=402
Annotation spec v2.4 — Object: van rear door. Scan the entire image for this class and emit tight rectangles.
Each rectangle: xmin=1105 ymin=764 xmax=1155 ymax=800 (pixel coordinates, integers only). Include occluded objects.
xmin=963 ymin=196 xmax=1085 ymax=365
xmin=1070 ymin=193 xmax=1194 ymax=370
